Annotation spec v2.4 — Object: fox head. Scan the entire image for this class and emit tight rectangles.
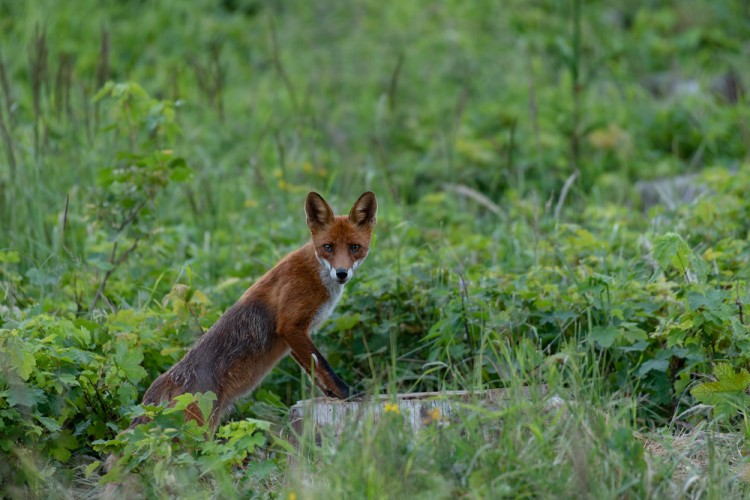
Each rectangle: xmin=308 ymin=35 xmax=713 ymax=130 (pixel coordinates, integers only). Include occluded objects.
xmin=305 ymin=191 xmax=378 ymax=285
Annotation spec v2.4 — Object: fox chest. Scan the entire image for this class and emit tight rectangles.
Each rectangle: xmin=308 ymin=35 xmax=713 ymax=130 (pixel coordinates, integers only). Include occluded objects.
xmin=309 ymin=284 xmax=344 ymax=333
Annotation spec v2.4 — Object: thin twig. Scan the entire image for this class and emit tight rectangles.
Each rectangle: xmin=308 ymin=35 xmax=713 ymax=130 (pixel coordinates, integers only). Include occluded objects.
xmin=62 ymin=192 xmax=69 ymax=234
xmin=269 ymin=16 xmax=298 ymax=112
xmin=90 ymin=242 xmax=118 ymax=311
xmin=0 ymin=51 xmax=16 ymax=174
xmin=90 ymin=377 xmax=115 ymax=423
xmin=555 ymin=169 xmax=579 ymax=228
xmin=90 ymin=239 xmax=140 ymax=311
xmin=187 ymin=303 xmax=205 ymax=335
xmin=506 ymin=117 xmax=518 ymax=191
xmin=0 ymin=100 xmax=14 ymax=176
xmin=569 ymin=0 xmax=582 ymax=168
xmin=28 ymin=24 xmax=48 ymax=157
xmin=737 ymin=283 xmax=745 ymax=325
xmin=0 ymin=48 xmax=13 ymax=124
xmin=73 ymin=271 xmax=84 ymax=316
xmin=443 ymin=183 xmax=505 ymax=219
xmin=115 ymin=197 xmax=149 ymax=233
xmin=94 ymin=24 xmax=110 ymax=130
xmin=388 ymin=53 xmax=404 ymax=112
xmin=115 ymin=239 xmax=139 ymax=266
xmin=457 ymin=271 xmax=472 ymax=350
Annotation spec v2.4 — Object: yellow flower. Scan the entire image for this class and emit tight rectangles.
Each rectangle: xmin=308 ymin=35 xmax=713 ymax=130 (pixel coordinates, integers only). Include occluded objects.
xmin=288 ymin=493 xmax=297 ymax=500
xmin=302 ymin=161 xmax=314 ymax=173
xmin=244 ymin=199 xmax=258 ymax=208
xmin=384 ymin=402 xmax=400 ymax=414
xmin=428 ymin=407 xmax=441 ymax=422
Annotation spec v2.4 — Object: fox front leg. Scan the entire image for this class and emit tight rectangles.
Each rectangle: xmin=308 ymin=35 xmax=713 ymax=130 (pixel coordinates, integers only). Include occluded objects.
xmin=285 ymin=335 xmax=350 ymax=399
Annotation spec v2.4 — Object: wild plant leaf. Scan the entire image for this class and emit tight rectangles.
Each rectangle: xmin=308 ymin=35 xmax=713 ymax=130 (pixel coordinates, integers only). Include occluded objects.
xmin=687 ymin=290 xmax=731 ymax=323
xmin=50 ymin=447 xmax=72 ymax=462
xmin=168 ymin=392 xmax=198 ymax=413
xmin=34 ymin=414 xmax=61 ymax=433
xmin=84 ymin=461 xmax=101 ymax=479
xmin=638 ymin=359 xmax=669 ymax=376
xmin=691 ymin=363 xmax=750 ymax=404
xmin=590 ymin=325 xmax=619 ymax=348
xmin=652 ymin=233 xmax=691 ymax=274
xmin=196 ymin=392 xmax=218 ymax=424
xmin=6 ymin=386 xmax=44 ymax=408
xmin=114 ymin=341 xmax=147 ymax=383
xmin=0 ymin=250 xmax=20 ymax=264
xmin=687 ymin=290 xmax=727 ymax=312
xmin=50 ymin=431 xmax=78 ymax=463
xmin=334 ymin=313 xmax=361 ymax=331
xmin=3 ymin=335 xmax=37 ymax=381
xmin=688 ymin=253 xmax=709 ymax=283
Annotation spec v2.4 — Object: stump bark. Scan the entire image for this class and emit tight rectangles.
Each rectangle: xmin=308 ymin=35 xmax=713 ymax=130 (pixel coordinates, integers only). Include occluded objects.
xmin=289 ymin=387 xmax=557 ymax=440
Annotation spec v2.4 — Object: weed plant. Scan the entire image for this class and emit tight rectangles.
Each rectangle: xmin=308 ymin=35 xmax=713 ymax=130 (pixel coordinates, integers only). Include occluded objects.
xmin=1 ymin=0 xmax=749 ymax=497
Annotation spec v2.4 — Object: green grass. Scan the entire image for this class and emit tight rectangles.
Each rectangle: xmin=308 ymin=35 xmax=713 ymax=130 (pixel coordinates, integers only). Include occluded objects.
xmin=1 ymin=0 xmax=750 ymax=497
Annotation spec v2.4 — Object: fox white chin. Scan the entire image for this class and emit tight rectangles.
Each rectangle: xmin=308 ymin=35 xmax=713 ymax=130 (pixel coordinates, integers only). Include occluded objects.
xmin=317 ymin=255 xmax=357 ymax=285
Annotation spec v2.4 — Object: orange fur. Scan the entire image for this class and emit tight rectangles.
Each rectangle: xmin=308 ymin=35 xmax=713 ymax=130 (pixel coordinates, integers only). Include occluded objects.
xmin=132 ymin=192 xmax=377 ymax=432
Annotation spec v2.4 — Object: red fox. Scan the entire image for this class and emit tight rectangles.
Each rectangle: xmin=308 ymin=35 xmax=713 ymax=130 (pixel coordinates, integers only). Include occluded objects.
xmin=131 ymin=191 xmax=377 ymax=431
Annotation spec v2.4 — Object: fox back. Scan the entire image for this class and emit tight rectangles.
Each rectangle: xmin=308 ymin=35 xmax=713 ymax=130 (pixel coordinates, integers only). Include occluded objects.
xmin=131 ymin=191 xmax=377 ymax=431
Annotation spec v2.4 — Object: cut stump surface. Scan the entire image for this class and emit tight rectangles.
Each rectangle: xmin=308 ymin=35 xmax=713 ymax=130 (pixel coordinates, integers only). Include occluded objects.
xmin=289 ymin=387 xmax=558 ymax=439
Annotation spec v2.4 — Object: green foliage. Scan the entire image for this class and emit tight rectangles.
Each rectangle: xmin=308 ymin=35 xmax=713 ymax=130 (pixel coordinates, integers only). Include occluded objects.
xmin=0 ymin=0 xmax=749 ymax=496
xmin=93 ymin=81 xmax=180 ymax=146
xmin=1 ymin=316 xmax=104 ymax=465
xmin=287 ymin=349 xmax=744 ymax=498
xmin=93 ymin=392 xmax=276 ymax=496
xmin=692 ymin=363 xmax=750 ymax=423
xmin=0 ymin=299 xmax=206 ymax=486
xmin=654 ymin=233 xmax=693 ymax=277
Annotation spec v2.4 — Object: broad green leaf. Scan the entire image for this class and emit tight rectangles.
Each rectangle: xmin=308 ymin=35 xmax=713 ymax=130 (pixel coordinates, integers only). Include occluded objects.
xmin=0 ymin=250 xmax=20 ymax=264
xmin=619 ymin=340 xmax=649 ymax=352
xmin=590 ymin=325 xmax=619 ymax=348
xmin=687 ymin=290 xmax=727 ymax=312
xmin=50 ymin=447 xmax=71 ymax=462
xmin=51 ymin=431 xmax=78 ymax=463
xmin=334 ymin=313 xmax=361 ymax=331
xmin=638 ymin=359 xmax=669 ymax=376
xmin=652 ymin=233 xmax=691 ymax=274
xmin=196 ymin=392 xmax=217 ymax=424
xmin=6 ymin=338 xmax=37 ymax=381
xmin=34 ymin=414 xmax=61 ymax=433
xmin=691 ymin=363 xmax=750 ymax=404
xmin=6 ymin=385 xmax=44 ymax=408
xmin=167 ymin=393 xmax=197 ymax=412
xmin=114 ymin=341 xmax=147 ymax=382
xmin=26 ymin=267 xmax=60 ymax=287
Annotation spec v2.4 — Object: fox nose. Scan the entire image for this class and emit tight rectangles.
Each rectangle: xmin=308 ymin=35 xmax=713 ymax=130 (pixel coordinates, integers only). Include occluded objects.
xmin=336 ymin=269 xmax=349 ymax=280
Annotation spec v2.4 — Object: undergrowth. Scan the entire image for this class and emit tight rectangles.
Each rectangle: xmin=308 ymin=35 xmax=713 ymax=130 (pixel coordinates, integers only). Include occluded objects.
xmin=1 ymin=0 xmax=749 ymax=497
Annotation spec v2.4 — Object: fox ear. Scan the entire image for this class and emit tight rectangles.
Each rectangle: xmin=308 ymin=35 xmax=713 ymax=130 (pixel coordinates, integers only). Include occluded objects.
xmin=348 ymin=191 xmax=378 ymax=228
xmin=305 ymin=192 xmax=335 ymax=231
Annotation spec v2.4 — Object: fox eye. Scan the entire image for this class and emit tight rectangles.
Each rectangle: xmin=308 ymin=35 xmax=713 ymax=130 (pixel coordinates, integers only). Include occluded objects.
xmin=323 ymin=244 xmax=333 ymax=253
xmin=349 ymin=244 xmax=360 ymax=252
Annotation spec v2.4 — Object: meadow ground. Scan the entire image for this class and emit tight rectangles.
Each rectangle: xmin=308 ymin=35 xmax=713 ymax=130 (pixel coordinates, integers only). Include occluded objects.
xmin=1 ymin=1 xmax=750 ymax=497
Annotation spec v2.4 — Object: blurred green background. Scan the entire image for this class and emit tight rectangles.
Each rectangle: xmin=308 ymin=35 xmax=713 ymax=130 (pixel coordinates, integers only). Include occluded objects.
xmin=1 ymin=0 xmax=750 ymax=496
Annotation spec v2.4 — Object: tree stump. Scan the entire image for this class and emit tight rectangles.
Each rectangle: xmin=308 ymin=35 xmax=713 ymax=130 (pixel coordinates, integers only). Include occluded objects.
xmin=289 ymin=387 xmax=558 ymax=441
